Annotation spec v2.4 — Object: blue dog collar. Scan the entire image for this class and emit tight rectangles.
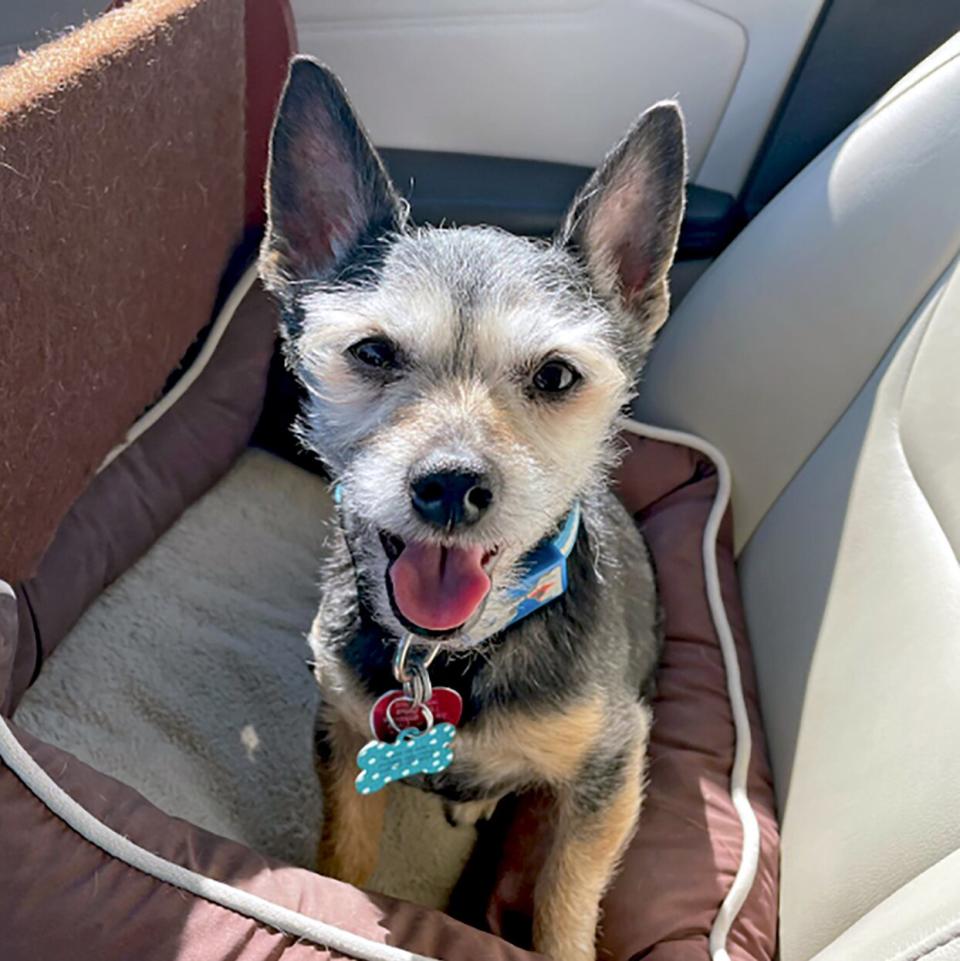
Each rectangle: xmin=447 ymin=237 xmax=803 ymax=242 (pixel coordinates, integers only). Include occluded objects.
xmin=332 ymin=483 xmax=580 ymax=630
xmin=504 ymin=501 xmax=580 ymax=626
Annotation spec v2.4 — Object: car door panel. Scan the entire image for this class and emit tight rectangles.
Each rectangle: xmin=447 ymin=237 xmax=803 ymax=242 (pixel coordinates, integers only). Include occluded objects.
xmin=293 ymin=0 xmax=747 ymax=180
xmin=292 ymin=0 xmax=830 ymax=198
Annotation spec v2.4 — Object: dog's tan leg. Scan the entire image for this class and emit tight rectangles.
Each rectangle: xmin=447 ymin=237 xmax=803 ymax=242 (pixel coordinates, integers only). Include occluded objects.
xmin=316 ymin=722 xmax=387 ymax=887
xmin=532 ymin=741 xmax=644 ymax=961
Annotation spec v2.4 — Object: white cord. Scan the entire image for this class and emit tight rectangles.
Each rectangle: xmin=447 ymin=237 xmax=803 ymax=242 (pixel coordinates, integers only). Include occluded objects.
xmin=618 ymin=416 xmax=761 ymax=961
xmin=0 ymin=713 xmax=435 ymax=961
xmin=1 ymin=417 xmax=760 ymax=960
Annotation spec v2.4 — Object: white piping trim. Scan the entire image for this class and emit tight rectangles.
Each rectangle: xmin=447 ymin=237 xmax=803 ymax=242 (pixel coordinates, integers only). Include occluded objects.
xmin=97 ymin=263 xmax=261 ymax=474
xmin=618 ymin=416 xmax=760 ymax=961
xmin=0 ymin=419 xmax=759 ymax=960
xmin=0 ymin=715 xmax=436 ymax=961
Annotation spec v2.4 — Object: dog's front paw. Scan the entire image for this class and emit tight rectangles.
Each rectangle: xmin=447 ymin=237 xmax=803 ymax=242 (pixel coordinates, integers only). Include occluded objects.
xmin=533 ymin=926 xmax=597 ymax=961
xmin=441 ymin=796 xmax=501 ymax=828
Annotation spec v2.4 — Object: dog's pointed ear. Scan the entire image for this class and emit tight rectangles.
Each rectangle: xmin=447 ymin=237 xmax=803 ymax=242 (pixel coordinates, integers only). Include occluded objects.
xmin=559 ymin=101 xmax=687 ymax=338
xmin=260 ymin=57 xmax=403 ymax=297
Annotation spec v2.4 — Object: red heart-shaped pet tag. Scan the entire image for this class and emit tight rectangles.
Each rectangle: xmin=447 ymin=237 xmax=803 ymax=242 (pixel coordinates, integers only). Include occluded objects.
xmin=370 ymin=687 xmax=463 ymax=743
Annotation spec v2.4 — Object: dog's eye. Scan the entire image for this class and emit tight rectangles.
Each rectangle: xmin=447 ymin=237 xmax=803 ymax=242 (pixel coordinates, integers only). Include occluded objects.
xmin=531 ymin=360 xmax=580 ymax=395
xmin=348 ymin=337 xmax=400 ymax=371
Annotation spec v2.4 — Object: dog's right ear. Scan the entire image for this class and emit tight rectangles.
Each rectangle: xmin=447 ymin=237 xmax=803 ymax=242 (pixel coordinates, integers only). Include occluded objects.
xmin=260 ymin=57 xmax=403 ymax=300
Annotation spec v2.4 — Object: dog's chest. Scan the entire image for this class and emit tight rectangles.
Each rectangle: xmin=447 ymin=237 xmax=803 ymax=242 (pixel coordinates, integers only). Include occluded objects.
xmin=327 ymin=631 xmax=611 ymax=795
xmin=450 ymin=703 xmax=604 ymax=788
xmin=385 ymin=693 xmax=609 ymax=800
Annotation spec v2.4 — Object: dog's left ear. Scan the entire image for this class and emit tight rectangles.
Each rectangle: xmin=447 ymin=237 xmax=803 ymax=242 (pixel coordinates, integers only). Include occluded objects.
xmin=260 ymin=57 xmax=404 ymax=299
xmin=559 ymin=102 xmax=687 ymax=339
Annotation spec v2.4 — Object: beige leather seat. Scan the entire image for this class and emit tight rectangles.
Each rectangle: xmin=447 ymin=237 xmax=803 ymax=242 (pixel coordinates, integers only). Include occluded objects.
xmin=636 ymin=32 xmax=960 ymax=961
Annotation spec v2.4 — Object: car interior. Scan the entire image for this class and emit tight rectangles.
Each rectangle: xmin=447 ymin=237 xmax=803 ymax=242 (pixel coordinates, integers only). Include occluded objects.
xmin=2 ymin=2 xmax=960 ymax=961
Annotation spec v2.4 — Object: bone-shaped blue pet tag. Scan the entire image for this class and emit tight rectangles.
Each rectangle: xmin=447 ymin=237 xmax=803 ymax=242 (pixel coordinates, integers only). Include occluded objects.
xmin=355 ymin=722 xmax=456 ymax=795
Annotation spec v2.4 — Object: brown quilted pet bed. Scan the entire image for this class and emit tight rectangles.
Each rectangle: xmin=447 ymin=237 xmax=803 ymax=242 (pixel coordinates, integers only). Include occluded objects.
xmin=0 ymin=3 xmax=779 ymax=960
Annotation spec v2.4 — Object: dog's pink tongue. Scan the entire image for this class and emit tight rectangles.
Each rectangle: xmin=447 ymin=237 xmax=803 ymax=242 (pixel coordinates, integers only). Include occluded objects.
xmin=389 ymin=542 xmax=490 ymax=632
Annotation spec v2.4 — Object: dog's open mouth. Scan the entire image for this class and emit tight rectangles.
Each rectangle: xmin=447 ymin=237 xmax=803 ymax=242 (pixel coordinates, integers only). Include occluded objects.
xmin=380 ymin=531 xmax=498 ymax=634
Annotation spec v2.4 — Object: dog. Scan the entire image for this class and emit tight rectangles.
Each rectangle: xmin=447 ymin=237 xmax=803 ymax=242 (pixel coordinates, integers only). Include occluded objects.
xmin=259 ymin=56 xmax=686 ymax=961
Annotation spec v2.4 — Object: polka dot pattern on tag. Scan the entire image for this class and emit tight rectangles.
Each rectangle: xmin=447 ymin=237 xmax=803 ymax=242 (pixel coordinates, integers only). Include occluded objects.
xmin=354 ymin=722 xmax=457 ymax=795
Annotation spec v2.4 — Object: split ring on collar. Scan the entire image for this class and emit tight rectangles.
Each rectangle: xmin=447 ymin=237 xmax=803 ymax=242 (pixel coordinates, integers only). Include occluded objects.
xmin=385 ymin=698 xmax=434 ymax=735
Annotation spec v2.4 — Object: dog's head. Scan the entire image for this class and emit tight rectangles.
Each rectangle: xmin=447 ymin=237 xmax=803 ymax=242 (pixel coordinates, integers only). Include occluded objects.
xmin=260 ymin=57 xmax=686 ymax=646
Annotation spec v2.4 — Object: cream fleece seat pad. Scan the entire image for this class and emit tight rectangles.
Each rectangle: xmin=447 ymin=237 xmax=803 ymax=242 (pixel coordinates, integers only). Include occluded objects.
xmin=13 ymin=448 xmax=475 ymax=907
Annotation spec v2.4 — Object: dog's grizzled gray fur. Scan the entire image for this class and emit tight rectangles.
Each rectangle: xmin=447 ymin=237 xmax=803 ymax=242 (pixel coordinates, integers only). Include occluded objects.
xmin=259 ymin=56 xmax=687 ymax=961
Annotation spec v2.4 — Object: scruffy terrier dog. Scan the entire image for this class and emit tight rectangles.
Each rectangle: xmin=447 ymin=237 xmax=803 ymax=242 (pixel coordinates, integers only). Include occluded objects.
xmin=260 ymin=57 xmax=686 ymax=961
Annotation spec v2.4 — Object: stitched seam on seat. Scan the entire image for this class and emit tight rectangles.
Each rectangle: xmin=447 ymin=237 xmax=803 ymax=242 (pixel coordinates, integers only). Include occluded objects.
xmin=885 ymin=923 xmax=960 ymax=961
xmin=915 ymin=930 xmax=960 ymax=961
xmin=732 ymin=45 xmax=960 ymax=555
xmin=818 ymin=867 xmax=960 ymax=961
xmin=836 ymin=913 xmax=960 ymax=961
xmin=894 ymin=271 xmax=960 ymax=568
xmin=813 ymin=263 xmax=960 ymax=961
xmin=740 ymin=249 xmax=958 ymax=559
xmin=861 ymin=48 xmax=960 ymax=126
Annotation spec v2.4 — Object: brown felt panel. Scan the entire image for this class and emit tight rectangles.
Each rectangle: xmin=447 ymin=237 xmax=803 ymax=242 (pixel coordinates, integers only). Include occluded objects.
xmin=3 ymin=282 xmax=278 ymax=717
xmin=107 ymin=0 xmax=296 ymax=228
xmin=0 ymin=0 xmax=245 ymax=583
xmin=244 ymin=0 xmax=298 ymax=228
xmin=0 ymin=591 xmax=16 ymax=719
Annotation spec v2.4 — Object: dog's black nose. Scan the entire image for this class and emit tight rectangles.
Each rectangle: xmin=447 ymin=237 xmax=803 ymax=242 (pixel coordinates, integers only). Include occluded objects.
xmin=410 ymin=470 xmax=493 ymax=529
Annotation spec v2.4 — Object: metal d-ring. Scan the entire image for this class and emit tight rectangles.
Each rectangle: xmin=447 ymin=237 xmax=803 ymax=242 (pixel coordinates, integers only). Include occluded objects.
xmin=385 ymin=698 xmax=434 ymax=735
xmin=392 ymin=634 xmax=440 ymax=686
